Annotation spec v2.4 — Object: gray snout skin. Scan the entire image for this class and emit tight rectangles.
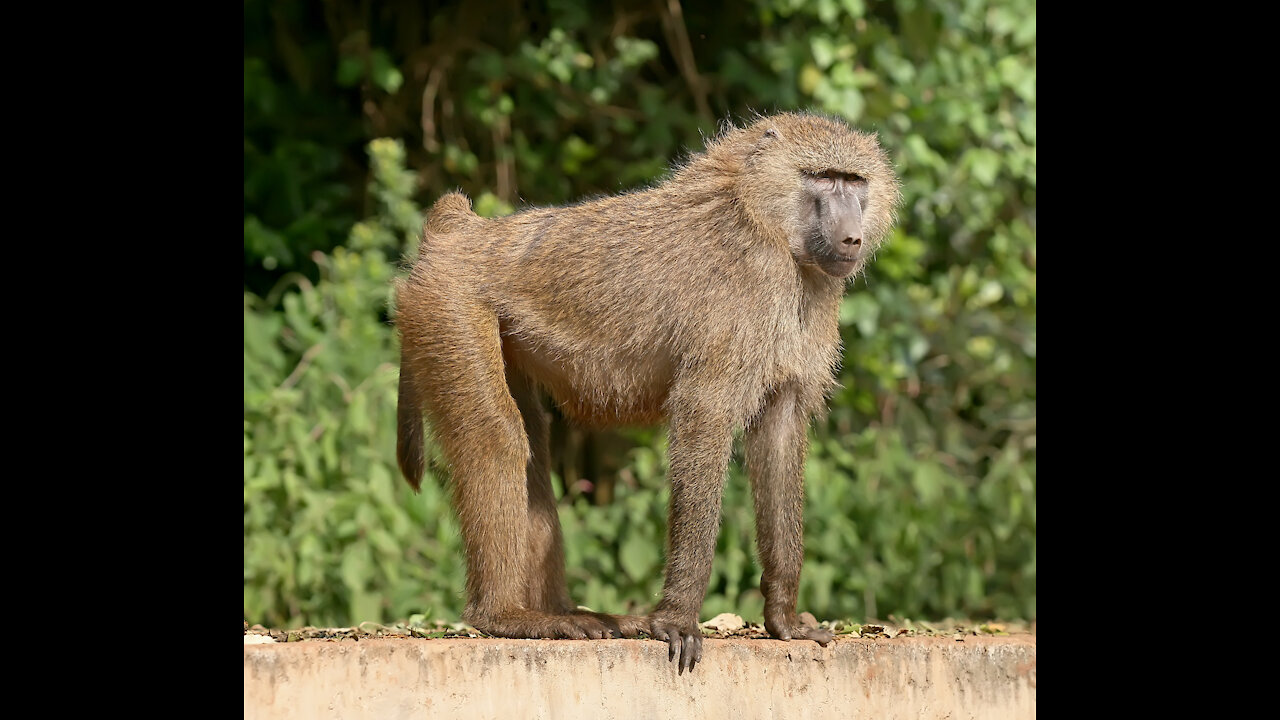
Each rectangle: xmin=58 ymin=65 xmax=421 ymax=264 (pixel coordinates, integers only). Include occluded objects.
xmin=816 ymin=192 xmax=863 ymax=277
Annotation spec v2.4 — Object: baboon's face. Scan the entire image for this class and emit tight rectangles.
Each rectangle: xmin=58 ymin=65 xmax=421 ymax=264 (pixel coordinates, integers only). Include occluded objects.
xmin=796 ymin=169 xmax=870 ymax=278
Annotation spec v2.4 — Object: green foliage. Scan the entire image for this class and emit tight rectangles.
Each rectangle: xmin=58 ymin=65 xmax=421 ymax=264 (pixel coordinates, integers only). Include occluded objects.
xmin=243 ymin=2 xmax=363 ymax=288
xmin=244 ymin=0 xmax=1036 ymax=628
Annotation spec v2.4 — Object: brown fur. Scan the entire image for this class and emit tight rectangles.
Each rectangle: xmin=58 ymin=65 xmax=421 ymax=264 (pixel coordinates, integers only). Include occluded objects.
xmin=395 ymin=112 xmax=900 ymax=671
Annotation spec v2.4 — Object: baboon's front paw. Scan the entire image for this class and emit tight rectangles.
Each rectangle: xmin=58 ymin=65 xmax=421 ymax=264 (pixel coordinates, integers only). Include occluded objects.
xmin=648 ymin=614 xmax=703 ymax=674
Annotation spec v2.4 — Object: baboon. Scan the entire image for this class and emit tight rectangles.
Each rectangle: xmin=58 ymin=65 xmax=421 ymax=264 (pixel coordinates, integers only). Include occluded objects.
xmin=396 ymin=112 xmax=900 ymax=672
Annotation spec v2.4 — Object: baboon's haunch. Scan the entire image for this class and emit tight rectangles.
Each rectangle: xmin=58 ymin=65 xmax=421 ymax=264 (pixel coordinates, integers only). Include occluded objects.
xmin=396 ymin=112 xmax=900 ymax=672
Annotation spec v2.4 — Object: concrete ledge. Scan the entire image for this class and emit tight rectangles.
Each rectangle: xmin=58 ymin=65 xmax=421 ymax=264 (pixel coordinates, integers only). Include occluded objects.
xmin=244 ymin=635 xmax=1035 ymax=719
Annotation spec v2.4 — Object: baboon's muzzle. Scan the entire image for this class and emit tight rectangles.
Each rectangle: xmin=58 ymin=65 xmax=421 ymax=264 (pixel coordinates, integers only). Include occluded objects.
xmin=810 ymin=190 xmax=865 ymax=277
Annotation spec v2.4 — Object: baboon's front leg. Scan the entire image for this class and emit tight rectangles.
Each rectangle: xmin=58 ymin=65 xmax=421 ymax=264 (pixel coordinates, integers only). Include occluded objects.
xmin=648 ymin=399 xmax=735 ymax=673
xmin=745 ymin=387 xmax=834 ymax=647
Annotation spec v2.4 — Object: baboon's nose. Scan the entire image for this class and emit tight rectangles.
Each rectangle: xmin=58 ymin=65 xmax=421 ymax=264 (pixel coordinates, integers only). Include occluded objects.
xmin=842 ymin=236 xmax=862 ymax=248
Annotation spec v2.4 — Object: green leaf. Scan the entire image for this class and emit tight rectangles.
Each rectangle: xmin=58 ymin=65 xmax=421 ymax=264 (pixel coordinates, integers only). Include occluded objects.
xmin=370 ymin=49 xmax=403 ymax=93
xmin=967 ymin=148 xmax=1001 ymax=187
xmin=811 ymin=37 xmax=837 ymax=69
xmin=340 ymin=542 xmax=372 ymax=593
xmin=336 ymin=56 xmax=363 ymax=87
xmin=619 ymin=533 xmax=655 ymax=582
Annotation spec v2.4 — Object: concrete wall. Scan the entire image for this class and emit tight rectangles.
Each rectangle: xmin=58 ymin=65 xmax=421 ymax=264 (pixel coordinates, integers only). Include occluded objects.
xmin=245 ymin=635 xmax=1035 ymax=719
xmin=244 ymin=632 xmax=1034 ymax=717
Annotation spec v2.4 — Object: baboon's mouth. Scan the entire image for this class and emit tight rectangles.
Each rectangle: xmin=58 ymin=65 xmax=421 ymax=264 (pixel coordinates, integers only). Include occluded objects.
xmin=819 ymin=258 xmax=858 ymax=278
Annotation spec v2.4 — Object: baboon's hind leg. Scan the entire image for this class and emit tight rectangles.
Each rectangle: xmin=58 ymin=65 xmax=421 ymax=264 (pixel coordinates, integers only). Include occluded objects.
xmin=412 ymin=297 xmax=618 ymax=640
xmin=507 ymin=367 xmax=574 ymax=614
xmin=506 ymin=366 xmax=649 ymax=639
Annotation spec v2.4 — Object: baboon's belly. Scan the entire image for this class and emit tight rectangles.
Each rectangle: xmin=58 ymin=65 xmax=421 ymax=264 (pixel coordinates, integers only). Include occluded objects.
xmin=502 ymin=330 xmax=673 ymax=428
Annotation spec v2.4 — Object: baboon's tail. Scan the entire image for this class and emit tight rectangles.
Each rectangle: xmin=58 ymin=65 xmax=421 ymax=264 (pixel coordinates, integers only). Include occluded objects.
xmin=398 ymin=191 xmax=476 ymax=491
xmin=425 ymin=191 xmax=478 ymax=234
xmin=396 ymin=349 xmax=427 ymax=492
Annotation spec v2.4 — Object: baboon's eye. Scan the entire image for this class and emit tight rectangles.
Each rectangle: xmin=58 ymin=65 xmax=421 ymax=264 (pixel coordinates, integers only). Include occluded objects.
xmin=804 ymin=169 xmax=863 ymax=184
xmin=803 ymin=170 xmax=843 ymax=189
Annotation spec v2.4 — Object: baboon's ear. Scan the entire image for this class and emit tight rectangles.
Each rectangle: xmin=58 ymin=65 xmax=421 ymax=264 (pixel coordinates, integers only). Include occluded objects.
xmin=763 ymin=128 xmax=780 ymax=140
